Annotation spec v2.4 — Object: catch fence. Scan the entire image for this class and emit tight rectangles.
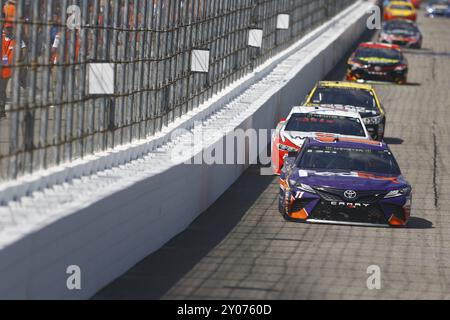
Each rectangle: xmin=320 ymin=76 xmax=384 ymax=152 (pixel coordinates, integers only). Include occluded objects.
xmin=0 ymin=0 xmax=356 ymax=181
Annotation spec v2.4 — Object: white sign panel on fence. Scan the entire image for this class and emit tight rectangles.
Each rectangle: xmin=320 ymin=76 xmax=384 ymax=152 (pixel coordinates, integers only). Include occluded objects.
xmin=88 ymin=63 xmax=115 ymax=95
xmin=277 ymin=14 xmax=290 ymax=30
xmin=191 ymin=50 xmax=210 ymax=73
xmin=248 ymin=29 xmax=263 ymax=48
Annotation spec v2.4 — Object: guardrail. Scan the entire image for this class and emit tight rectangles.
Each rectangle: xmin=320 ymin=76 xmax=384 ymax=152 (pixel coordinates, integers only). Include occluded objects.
xmin=0 ymin=0 xmax=356 ymax=182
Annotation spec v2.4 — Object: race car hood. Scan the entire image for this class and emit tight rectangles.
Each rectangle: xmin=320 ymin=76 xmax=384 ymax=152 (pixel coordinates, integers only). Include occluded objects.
xmin=316 ymin=104 xmax=381 ymax=117
xmin=281 ymin=131 xmax=368 ymax=148
xmin=281 ymin=131 xmax=316 ymax=147
xmin=428 ymin=4 xmax=449 ymax=11
xmin=387 ymin=8 xmax=414 ymax=17
xmin=353 ymin=56 xmax=400 ymax=66
xmin=293 ymin=169 xmax=408 ymax=191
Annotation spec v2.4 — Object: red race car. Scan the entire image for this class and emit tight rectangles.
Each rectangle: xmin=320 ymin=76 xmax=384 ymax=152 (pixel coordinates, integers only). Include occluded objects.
xmin=271 ymin=107 xmax=371 ymax=175
xmin=410 ymin=0 xmax=421 ymax=9
xmin=346 ymin=42 xmax=409 ymax=85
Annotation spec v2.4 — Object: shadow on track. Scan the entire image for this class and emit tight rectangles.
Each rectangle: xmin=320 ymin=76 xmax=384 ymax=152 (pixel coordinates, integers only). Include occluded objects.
xmin=404 ymin=49 xmax=450 ymax=57
xmin=404 ymin=82 xmax=421 ymax=86
xmin=94 ymin=165 xmax=275 ymax=300
xmin=384 ymin=137 xmax=404 ymax=145
xmin=408 ymin=217 xmax=434 ymax=229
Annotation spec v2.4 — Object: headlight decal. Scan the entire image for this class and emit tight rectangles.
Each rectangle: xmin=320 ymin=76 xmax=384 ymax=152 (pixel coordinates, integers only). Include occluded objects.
xmin=363 ymin=116 xmax=384 ymax=125
xmin=296 ymin=183 xmax=317 ymax=194
xmin=278 ymin=143 xmax=299 ymax=153
xmin=394 ymin=64 xmax=408 ymax=71
xmin=385 ymin=187 xmax=411 ymax=198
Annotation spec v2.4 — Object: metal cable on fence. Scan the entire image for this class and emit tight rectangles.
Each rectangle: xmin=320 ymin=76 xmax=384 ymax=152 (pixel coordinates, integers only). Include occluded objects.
xmin=0 ymin=0 xmax=357 ymax=181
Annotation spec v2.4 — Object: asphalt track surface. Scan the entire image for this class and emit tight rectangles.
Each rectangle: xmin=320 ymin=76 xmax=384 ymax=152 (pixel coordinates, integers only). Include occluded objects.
xmin=95 ymin=12 xmax=450 ymax=300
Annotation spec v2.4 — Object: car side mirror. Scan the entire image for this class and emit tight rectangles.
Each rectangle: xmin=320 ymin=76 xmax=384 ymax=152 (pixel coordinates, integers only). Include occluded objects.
xmin=303 ymin=93 xmax=312 ymax=104
xmin=280 ymin=118 xmax=287 ymax=123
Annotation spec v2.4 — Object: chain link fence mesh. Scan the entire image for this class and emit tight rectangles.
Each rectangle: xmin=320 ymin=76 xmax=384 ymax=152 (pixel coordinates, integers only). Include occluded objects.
xmin=0 ymin=0 xmax=356 ymax=181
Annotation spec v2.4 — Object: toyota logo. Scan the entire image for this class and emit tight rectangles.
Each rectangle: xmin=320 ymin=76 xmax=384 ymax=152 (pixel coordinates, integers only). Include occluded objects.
xmin=344 ymin=190 xmax=357 ymax=200
xmin=375 ymin=66 xmax=382 ymax=72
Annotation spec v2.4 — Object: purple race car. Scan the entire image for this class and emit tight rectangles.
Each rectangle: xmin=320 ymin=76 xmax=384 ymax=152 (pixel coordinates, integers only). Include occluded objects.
xmin=279 ymin=137 xmax=412 ymax=227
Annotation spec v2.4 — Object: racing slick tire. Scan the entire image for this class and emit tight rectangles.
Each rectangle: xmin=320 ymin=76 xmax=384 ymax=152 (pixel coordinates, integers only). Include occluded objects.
xmin=378 ymin=119 xmax=386 ymax=141
xmin=396 ymin=77 xmax=408 ymax=85
xmin=281 ymin=189 xmax=303 ymax=222
xmin=280 ymin=189 xmax=294 ymax=221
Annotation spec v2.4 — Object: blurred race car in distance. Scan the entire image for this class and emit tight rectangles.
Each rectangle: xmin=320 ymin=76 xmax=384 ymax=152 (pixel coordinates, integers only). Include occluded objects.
xmin=410 ymin=0 xmax=422 ymax=8
xmin=304 ymin=81 xmax=386 ymax=141
xmin=346 ymin=42 xmax=408 ymax=85
xmin=384 ymin=1 xmax=417 ymax=21
xmin=279 ymin=137 xmax=412 ymax=227
xmin=271 ymin=106 xmax=370 ymax=175
xmin=426 ymin=0 xmax=450 ymax=17
xmin=379 ymin=19 xmax=423 ymax=49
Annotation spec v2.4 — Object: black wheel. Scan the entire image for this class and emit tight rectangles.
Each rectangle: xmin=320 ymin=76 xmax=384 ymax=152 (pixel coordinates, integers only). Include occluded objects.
xmin=396 ymin=77 xmax=407 ymax=85
xmin=278 ymin=190 xmax=285 ymax=214
xmin=280 ymin=189 xmax=294 ymax=221
xmin=378 ymin=120 xmax=386 ymax=141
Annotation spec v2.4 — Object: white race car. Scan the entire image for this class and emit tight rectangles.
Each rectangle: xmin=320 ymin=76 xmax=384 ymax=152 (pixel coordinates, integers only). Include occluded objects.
xmin=271 ymin=106 xmax=372 ymax=174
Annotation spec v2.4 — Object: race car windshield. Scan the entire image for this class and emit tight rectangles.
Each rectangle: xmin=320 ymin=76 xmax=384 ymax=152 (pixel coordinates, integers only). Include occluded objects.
xmin=310 ymin=88 xmax=380 ymax=114
xmin=429 ymin=0 xmax=449 ymax=5
xmin=285 ymin=114 xmax=366 ymax=137
xmin=298 ymin=146 xmax=401 ymax=175
xmin=355 ymin=47 xmax=402 ymax=61
xmin=389 ymin=5 xmax=413 ymax=11
xmin=385 ymin=23 xmax=418 ymax=35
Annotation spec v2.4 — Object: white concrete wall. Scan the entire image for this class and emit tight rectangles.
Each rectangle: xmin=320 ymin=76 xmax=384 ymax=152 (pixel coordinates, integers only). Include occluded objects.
xmin=0 ymin=1 xmax=372 ymax=299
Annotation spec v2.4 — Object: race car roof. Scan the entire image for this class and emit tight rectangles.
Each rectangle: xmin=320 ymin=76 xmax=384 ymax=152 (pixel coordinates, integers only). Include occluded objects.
xmin=317 ymin=81 xmax=374 ymax=91
xmin=358 ymin=42 xmax=401 ymax=51
xmin=305 ymin=137 xmax=387 ymax=151
xmin=388 ymin=0 xmax=415 ymax=8
xmin=288 ymin=106 xmax=362 ymax=119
